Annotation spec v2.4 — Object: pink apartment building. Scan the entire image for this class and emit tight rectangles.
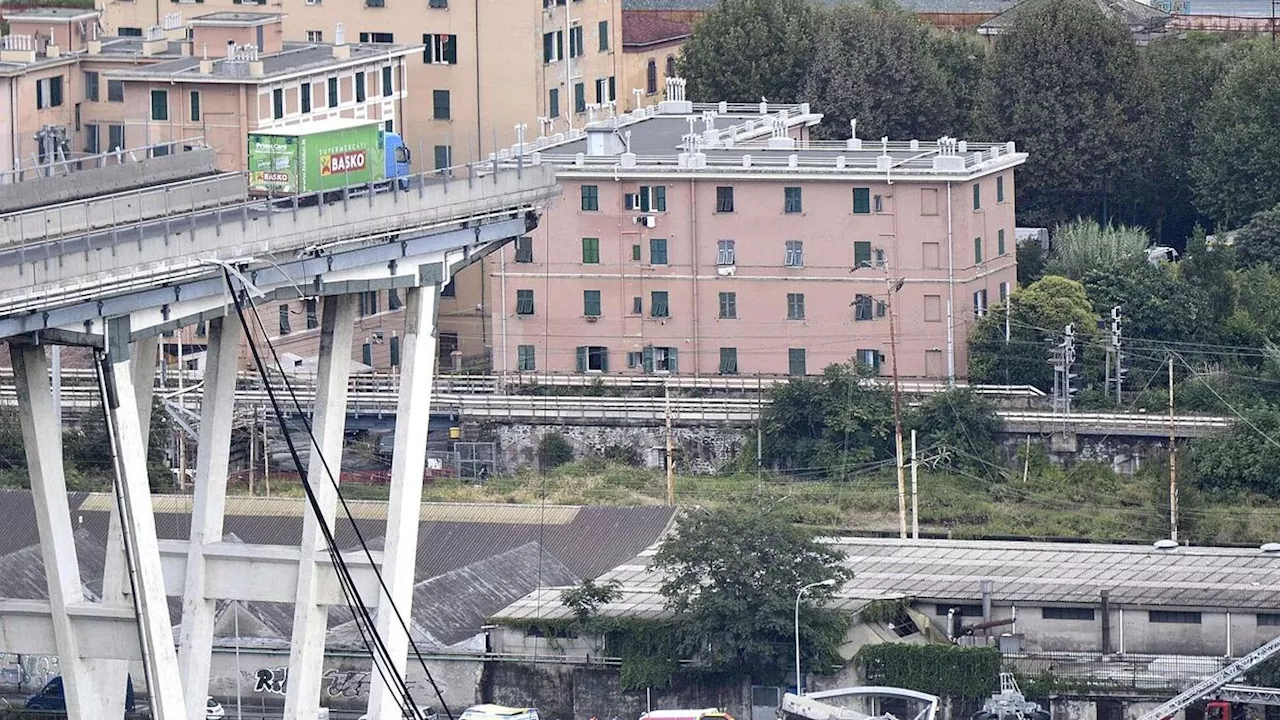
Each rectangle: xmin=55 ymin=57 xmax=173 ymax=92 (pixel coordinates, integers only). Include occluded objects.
xmin=488 ymin=87 xmax=1026 ymax=380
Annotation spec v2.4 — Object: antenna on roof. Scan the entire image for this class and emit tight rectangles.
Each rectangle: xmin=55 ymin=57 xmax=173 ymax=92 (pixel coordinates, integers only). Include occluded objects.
xmin=334 ymin=21 xmax=345 ymax=46
xmin=851 ymin=118 xmax=858 ymax=140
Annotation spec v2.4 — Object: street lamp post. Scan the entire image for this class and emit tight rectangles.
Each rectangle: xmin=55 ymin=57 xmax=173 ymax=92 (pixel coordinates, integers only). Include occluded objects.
xmin=794 ymin=578 xmax=838 ymax=696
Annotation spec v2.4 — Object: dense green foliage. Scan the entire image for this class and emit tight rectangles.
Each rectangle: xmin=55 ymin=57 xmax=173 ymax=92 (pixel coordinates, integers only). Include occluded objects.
xmin=968 ymin=276 xmax=1098 ymax=391
xmin=560 ymin=579 xmax=622 ymax=622
xmin=1045 ymin=219 xmax=1150 ymax=281
xmin=653 ymin=506 xmax=852 ymax=684
xmin=536 ymin=433 xmax=574 ymax=469
xmin=857 ymin=644 xmax=1001 ymax=698
xmin=678 ymin=0 xmax=821 ymax=104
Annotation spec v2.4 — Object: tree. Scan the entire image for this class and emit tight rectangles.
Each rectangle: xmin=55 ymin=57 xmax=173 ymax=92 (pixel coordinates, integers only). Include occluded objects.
xmin=977 ymin=0 xmax=1154 ymax=226
xmin=678 ymin=0 xmax=821 ymax=103
xmin=1233 ymin=202 xmax=1280 ymax=269
xmin=1080 ymin=263 xmax=1212 ymax=345
xmin=560 ymin=579 xmax=622 ymax=622
xmin=760 ymin=362 xmax=895 ymax=476
xmin=968 ymin=276 xmax=1098 ymax=391
xmin=1192 ymin=44 xmax=1280 ymax=229
xmin=1016 ymin=242 xmax=1047 ymax=286
xmin=1045 ymin=218 xmax=1150 ymax=281
xmin=1190 ymin=404 xmax=1280 ymax=497
xmin=654 ymin=506 xmax=853 ymax=683
xmin=805 ymin=3 xmax=954 ymax=140
xmin=910 ymin=390 xmax=1002 ymax=467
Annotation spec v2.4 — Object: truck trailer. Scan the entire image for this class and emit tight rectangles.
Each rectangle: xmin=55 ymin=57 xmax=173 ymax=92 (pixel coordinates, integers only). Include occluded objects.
xmin=247 ymin=118 xmax=412 ymax=200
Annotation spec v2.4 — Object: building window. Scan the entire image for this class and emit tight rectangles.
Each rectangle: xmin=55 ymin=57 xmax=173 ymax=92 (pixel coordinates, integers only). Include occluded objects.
xmin=358 ymin=291 xmax=380 ymax=316
xmin=1150 ymin=611 xmax=1201 ymax=624
xmin=543 ymin=30 xmax=563 ymax=63
xmin=787 ymin=293 xmax=805 ymax=321
xmin=305 ymin=299 xmax=318 ymax=329
xmin=999 ymin=281 xmax=1009 ymax=302
xmin=381 ymin=66 xmax=393 ymax=97
xmin=853 ymin=187 xmax=871 ymax=214
xmin=715 ymin=186 xmax=734 ymax=213
xmin=626 ymin=185 xmax=666 ymax=212
xmin=515 ymin=289 xmax=535 ymax=315
xmin=857 ymin=349 xmax=882 ymax=372
xmin=854 ymin=294 xmax=874 ymax=321
xmin=854 ymin=240 xmax=872 ymax=269
xmin=36 ymin=76 xmax=63 ymax=109
xmin=568 ymin=24 xmax=584 ymax=57
xmin=598 ymin=20 xmax=609 ymax=51
xmin=974 ymin=289 xmax=988 ymax=317
xmin=631 ymin=296 xmax=643 ymax=315
xmin=998 ymin=229 xmax=1006 ymax=256
xmin=433 ymin=145 xmax=452 ymax=169
xmin=717 ymin=239 xmax=735 ymax=266
xmin=441 ymin=280 xmax=456 ymax=297
xmin=84 ymin=124 xmax=99 ymax=155
xmin=646 ymin=59 xmax=657 ymax=94
xmin=328 ymin=76 xmax=339 ymax=107
xmin=719 ymin=292 xmax=737 ymax=319
xmin=424 ymin=34 xmax=457 ymax=64
xmin=515 ymin=236 xmax=533 ymax=263
xmin=359 ymin=32 xmax=394 ymax=43
xmin=594 ymin=77 xmax=612 ymax=104
xmin=665 ymin=55 xmax=677 ymax=78
xmin=935 ymin=604 xmax=983 ymax=617
xmin=84 ymin=71 xmax=99 ymax=101
xmin=643 ymin=346 xmax=678 ymax=373
xmin=433 ymin=89 xmax=450 ymax=119
xmin=355 ymin=73 xmax=367 ymax=102
xmin=784 ymin=186 xmax=802 ymax=213
xmin=785 ymin=240 xmax=803 ymax=268
xmin=1258 ymin=614 xmax=1280 ymax=626
xmin=649 ymin=238 xmax=668 ymax=265
xmin=631 ymin=244 xmax=642 ymax=262
xmin=581 ymin=184 xmax=599 ymax=211
xmin=581 ymin=237 xmax=600 ymax=264
xmin=873 ymin=194 xmax=883 ymax=212
xmin=576 ymin=346 xmax=608 ymax=372
xmin=429 ymin=0 xmax=447 ymax=7
xmin=190 ymin=90 xmax=202 ymax=121
xmin=108 ymin=124 xmax=125 ymax=152
xmin=573 ymin=82 xmax=586 ymax=114
xmin=921 ymin=187 xmax=939 ymax=215
xmin=1042 ymin=607 xmax=1096 ymax=621
xmin=651 ymin=291 xmax=669 ymax=318
xmin=997 ymin=175 xmax=1005 ymax=203
xmin=548 ymin=88 xmax=560 ymax=118
xmin=107 ymin=79 xmax=124 ymax=103
xmin=719 ymin=348 xmax=738 ymax=375
xmin=973 ymin=183 xmax=981 ymax=210
xmin=278 ymin=305 xmax=292 ymax=334
xmin=306 ymin=30 xmax=324 ymax=42
xmin=148 ymin=89 xmax=168 ymax=121
xmin=388 ymin=288 xmax=402 ymax=311
xmin=517 ymin=345 xmax=536 ymax=372
xmin=389 ymin=335 xmax=401 ymax=368
xmin=974 ymin=236 xmax=983 ymax=264
xmin=924 ymin=295 xmax=942 ymax=322
xmin=272 ymin=88 xmax=284 ymax=119
xmin=583 ymin=290 xmax=601 ymax=317
xmin=788 ymin=348 xmax=806 ymax=376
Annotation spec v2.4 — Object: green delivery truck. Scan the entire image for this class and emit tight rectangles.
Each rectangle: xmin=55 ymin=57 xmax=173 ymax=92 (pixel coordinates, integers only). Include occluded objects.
xmin=246 ymin=118 xmax=412 ymax=200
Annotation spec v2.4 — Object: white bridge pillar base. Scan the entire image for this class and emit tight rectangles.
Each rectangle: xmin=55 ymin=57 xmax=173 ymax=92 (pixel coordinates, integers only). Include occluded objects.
xmin=284 ymin=294 xmax=357 ymax=720
xmin=177 ymin=317 xmax=243 ymax=720
xmin=103 ymin=321 xmax=187 ymax=720
xmin=10 ymin=342 xmax=103 ymax=720
xmin=366 ymin=285 xmax=440 ymax=720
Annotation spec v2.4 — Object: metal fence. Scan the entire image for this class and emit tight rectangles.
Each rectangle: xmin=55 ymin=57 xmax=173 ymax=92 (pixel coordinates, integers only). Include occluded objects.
xmin=1004 ymin=651 xmax=1232 ymax=696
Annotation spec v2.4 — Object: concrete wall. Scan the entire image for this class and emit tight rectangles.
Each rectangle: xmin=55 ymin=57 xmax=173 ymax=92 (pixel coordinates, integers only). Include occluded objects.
xmin=494 ymin=422 xmax=746 ymax=474
xmin=0 ymin=147 xmax=220 ymax=214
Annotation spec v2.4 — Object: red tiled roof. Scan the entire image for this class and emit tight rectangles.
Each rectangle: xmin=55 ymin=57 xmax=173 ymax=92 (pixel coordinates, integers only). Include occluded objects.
xmin=622 ymin=11 xmax=693 ymax=47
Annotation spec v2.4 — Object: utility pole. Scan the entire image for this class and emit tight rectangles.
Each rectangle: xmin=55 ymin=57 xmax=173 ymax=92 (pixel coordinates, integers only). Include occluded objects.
xmin=887 ymin=277 xmax=907 ymax=540
xmin=1106 ymin=306 xmax=1125 ymax=405
xmin=665 ymin=382 xmax=675 ymax=505
xmin=1169 ymin=356 xmax=1178 ymax=543
xmin=1050 ymin=324 xmax=1077 ymax=415
xmin=910 ymin=429 xmax=919 ymax=540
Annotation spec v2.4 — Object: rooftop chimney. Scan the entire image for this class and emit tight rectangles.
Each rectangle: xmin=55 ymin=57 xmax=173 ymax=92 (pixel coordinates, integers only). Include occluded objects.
xmin=332 ymin=21 xmax=349 ymax=59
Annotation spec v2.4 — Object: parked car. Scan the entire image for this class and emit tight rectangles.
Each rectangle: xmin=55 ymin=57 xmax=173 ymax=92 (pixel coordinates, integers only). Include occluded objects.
xmin=459 ymin=704 xmax=540 ymax=720
xmin=25 ymin=675 xmax=137 ymax=716
xmin=206 ymin=696 xmax=225 ymax=719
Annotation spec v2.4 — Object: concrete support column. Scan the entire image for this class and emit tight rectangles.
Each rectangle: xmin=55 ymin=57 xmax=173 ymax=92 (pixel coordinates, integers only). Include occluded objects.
xmin=366 ymin=286 xmax=439 ymax=720
xmin=10 ymin=342 xmax=96 ymax=719
xmin=284 ymin=294 xmax=357 ymax=720
xmin=103 ymin=322 xmax=186 ymax=720
xmin=104 ymin=334 xmax=158 ymax=603
xmin=177 ymin=318 xmax=243 ymax=720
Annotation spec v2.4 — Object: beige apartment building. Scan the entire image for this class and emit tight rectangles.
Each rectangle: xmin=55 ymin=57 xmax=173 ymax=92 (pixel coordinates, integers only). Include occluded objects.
xmin=97 ymin=0 xmax=624 ymax=164
xmin=619 ymin=10 xmax=688 ymax=110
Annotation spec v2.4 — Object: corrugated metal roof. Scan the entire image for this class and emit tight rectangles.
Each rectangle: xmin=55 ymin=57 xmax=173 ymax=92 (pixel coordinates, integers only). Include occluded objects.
xmin=493 ymin=536 xmax=1280 ymax=622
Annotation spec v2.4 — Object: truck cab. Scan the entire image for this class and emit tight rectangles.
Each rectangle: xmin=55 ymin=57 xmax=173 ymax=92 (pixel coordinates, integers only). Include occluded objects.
xmin=383 ymin=131 xmax=412 ymax=189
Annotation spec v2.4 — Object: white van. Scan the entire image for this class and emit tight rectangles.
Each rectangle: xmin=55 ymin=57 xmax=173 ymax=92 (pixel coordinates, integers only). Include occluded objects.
xmin=460 ymin=704 xmax=541 ymax=720
xmin=640 ymin=709 xmax=736 ymax=720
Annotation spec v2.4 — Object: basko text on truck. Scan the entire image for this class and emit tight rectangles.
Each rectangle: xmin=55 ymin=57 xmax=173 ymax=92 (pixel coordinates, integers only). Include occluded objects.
xmin=247 ymin=117 xmax=412 ymax=202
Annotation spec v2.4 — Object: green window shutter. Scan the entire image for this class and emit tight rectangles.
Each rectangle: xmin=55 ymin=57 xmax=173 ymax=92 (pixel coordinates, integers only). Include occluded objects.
xmin=974 ymin=237 xmax=983 ymax=264
xmin=973 ymin=183 xmax=981 ymax=210
xmin=998 ymin=229 xmax=1006 ymax=256
xmin=642 ymin=347 xmax=654 ymax=373
xmin=996 ymin=175 xmax=1005 ymax=203
xmin=599 ymin=349 xmax=608 ymax=372
xmin=632 ymin=244 xmax=642 ymax=261
xmin=654 ymin=185 xmax=666 ymax=211
xmin=853 ymin=187 xmax=871 ymax=214
xmin=575 ymin=347 xmax=587 ymax=372
xmin=854 ymin=241 xmax=872 ymax=268
xmin=668 ymin=348 xmax=678 ymax=373
xmin=582 ymin=237 xmax=599 ymax=264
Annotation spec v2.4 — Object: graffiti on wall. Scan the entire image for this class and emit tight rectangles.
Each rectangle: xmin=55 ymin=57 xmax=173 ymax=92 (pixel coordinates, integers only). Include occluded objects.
xmin=254 ymin=667 xmax=289 ymax=695
xmin=0 ymin=654 xmax=61 ymax=692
